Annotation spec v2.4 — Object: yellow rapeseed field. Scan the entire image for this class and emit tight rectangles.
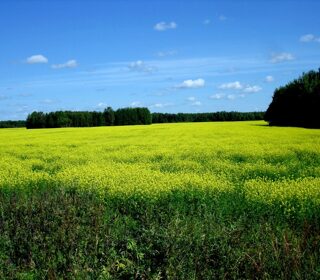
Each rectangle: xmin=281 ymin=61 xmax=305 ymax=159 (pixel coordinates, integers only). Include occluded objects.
xmin=0 ymin=120 xmax=319 ymax=201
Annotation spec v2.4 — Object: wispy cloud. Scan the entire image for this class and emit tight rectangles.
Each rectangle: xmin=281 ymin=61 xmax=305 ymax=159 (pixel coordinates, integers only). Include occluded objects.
xmin=97 ymin=102 xmax=108 ymax=108
xmin=14 ymin=55 xmax=318 ymax=91
xmin=149 ymin=102 xmax=173 ymax=109
xmin=270 ymin=52 xmax=294 ymax=63
xmin=128 ymin=60 xmax=156 ymax=73
xmin=191 ymin=101 xmax=201 ymax=106
xmin=39 ymin=99 xmax=59 ymax=105
xmin=219 ymin=81 xmax=243 ymax=90
xmin=186 ymin=96 xmax=201 ymax=106
xmin=243 ymin=85 xmax=262 ymax=93
xmin=210 ymin=93 xmax=225 ymax=100
xmin=187 ymin=96 xmax=196 ymax=101
xmin=219 ymin=15 xmax=227 ymax=21
xmin=210 ymin=93 xmax=247 ymax=100
xmin=16 ymin=105 xmax=29 ymax=113
xmin=130 ymin=101 xmax=143 ymax=107
xmin=52 ymin=59 xmax=78 ymax=69
xmin=217 ymin=81 xmax=262 ymax=93
xmin=300 ymin=34 xmax=320 ymax=43
xmin=157 ymin=50 xmax=177 ymax=57
xmin=210 ymin=94 xmax=236 ymax=100
xmin=265 ymin=75 xmax=274 ymax=82
xmin=26 ymin=54 xmax=48 ymax=64
xmin=227 ymin=94 xmax=236 ymax=100
xmin=154 ymin=21 xmax=177 ymax=31
xmin=176 ymin=78 xmax=205 ymax=89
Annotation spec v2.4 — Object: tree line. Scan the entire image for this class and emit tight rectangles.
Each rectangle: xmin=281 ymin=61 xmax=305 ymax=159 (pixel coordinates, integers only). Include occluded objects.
xmin=0 ymin=109 xmax=266 ymax=129
xmin=26 ymin=107 xmax=152 ymax=129
xmin=152 ymin=111 xmax=265 ymax=123
xmin=265 ymin=69 xmax=320 ymax=128
xmin=0 ymin=120 xmax=26 ymax=128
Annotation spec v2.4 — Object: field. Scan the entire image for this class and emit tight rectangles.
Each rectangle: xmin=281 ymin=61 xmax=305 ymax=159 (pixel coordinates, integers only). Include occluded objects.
xmin=0 ymin=121 xmax=320 ymax=279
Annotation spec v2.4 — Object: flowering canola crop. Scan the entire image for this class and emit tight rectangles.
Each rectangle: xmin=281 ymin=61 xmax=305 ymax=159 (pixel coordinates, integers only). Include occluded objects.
xmin=0 ymin=121 xmax=319 ymax=202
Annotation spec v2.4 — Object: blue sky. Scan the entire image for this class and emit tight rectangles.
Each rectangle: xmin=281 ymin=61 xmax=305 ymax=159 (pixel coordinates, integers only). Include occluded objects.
xmin=0 ymin=0 xmax=320 ymax=120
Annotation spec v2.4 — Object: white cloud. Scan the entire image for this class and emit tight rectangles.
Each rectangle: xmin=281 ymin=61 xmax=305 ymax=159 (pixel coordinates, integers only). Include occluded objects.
xmin=128 ymin=60 xmax=155 ymax=73
xmin=300 ymin=34 xmax=316 ymax=42
xmin=186 ymin=96 xmax=201 ymax=106
xmin=154 ymin=21 xmax=177 ymax=31
xmin=210 ymin=93 xmax=240 ymax=100
xmin=97 ymin=102 xmax=108 ymax=108
xmin=210 ymin=93 xmax=225 ymax=100
xmin=26 ymin=54 xmax=48 ymax=64
xmin=51 ymin=59 xmax=78 ymax=69
xmin=157 ymin=50 xmax=177 ymax=57
xmin=219 ymin=15 xmax=227 ymax=21
xmin=270 ymin=52 xmax=294 ymax=63
xmin=151 ymin=103 xmax=164 ymax=108
xmin=243 ymin=85 xmax=262 ymax=93
xmin=265 ymin=75 xmax=274 ymax=82
xmin=131 ymin=101 xmax=143 ymax=107
xmin=227 ymin=94 xmax=236 ymax=100
xmin=150 ymin=102 xmax=173 ymax=108
xmin=203 ymin=19 xmax=211 ymax=25
xmin=219 ymin=81 xmax=261 ymax=93
xmin=187 ymin=96 xmax=196 ymax=101
xmin=176 ymin=78 xmax=205 ymax=89
xmin=40 ymin=99 xmax=56 ymax=104
xmin=218 ymin=81 xmax=243 ymax=90
xmin=191 ymin=101 xmax=202 ymax=106
xmin=300 ymin=34 xmax=320 ymax=43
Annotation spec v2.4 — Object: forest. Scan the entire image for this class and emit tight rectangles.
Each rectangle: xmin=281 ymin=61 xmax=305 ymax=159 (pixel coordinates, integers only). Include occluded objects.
xmin=24 ymin=109 xmax=264 ymax=129
xmin=152 ymin=111 xmax=264 ymax=123
xmin=25 ymin=107 xmax=152 ymax=129
xmin=0 ymin=120 xmax=26 ymax=128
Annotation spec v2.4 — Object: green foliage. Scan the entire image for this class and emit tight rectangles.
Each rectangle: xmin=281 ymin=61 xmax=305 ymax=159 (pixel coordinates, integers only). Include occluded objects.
xmin=26 ymin=107 xmax=152 ymax=129
xmin=0 ymin=121 xmax=319 ymax=278
xmin=24 ymin=109 xmax=264 ymax=129
xmin=152 ymin=111 xmax=265 ymax=123
xmin=103 ymin=107 xmax=115 ymax=126
xmin=0 ymin=120 xmax=26 ymax=129
xmin=115 ymin=107 xmax=152 ymax=126
xmin=265 ymin=68 xmax=320 ymax=128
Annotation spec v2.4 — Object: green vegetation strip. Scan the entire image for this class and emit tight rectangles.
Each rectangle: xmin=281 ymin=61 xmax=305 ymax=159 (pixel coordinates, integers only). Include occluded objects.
xmin=0 ymin=121 xmax=319 ymax=279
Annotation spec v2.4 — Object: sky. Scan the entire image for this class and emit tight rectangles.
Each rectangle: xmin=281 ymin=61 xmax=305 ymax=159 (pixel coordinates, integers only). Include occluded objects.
xmin=0 ymin=0 xmax=320 ymax=120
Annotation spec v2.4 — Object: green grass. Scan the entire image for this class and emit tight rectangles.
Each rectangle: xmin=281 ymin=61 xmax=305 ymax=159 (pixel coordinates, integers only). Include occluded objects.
xmin=0 ymin=121 xmax=319 ymax=279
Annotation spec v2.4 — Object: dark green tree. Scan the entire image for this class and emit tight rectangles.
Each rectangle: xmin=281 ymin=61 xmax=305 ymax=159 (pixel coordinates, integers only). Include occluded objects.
xmin=103 ymin=107 xmax=115 ymax=126
xmin=26 ymin=112 xmax=46 ymax=129
xmin=265 ymin=69 xmax=320 ymax=128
